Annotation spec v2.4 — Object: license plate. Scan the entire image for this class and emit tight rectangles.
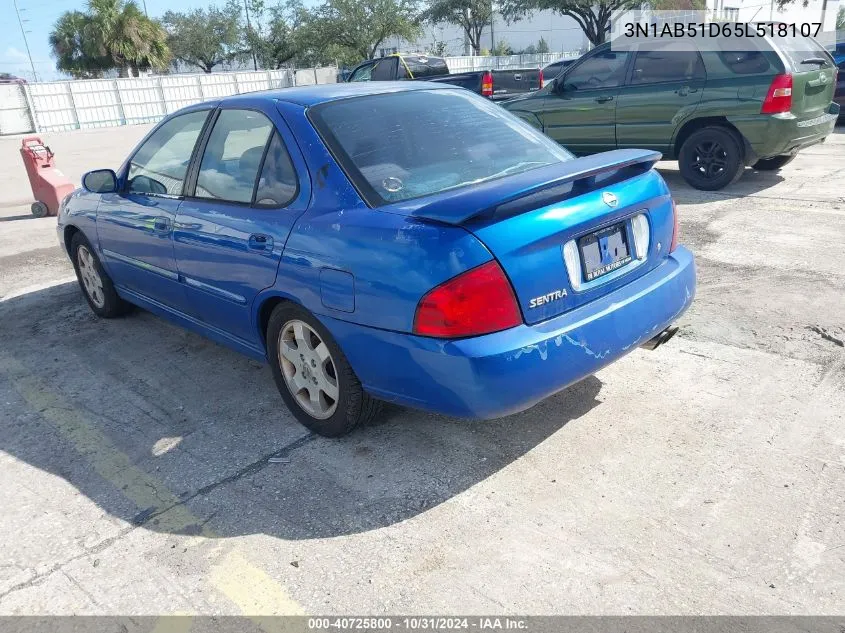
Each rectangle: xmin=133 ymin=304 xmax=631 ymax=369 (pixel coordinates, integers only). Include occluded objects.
xmin=579 ymin=222 xmax=632 ymax=282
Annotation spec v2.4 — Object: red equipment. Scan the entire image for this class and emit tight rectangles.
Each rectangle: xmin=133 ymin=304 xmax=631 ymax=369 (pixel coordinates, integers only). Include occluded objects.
xmin=19 ymin=136 xmax=75 ymax=218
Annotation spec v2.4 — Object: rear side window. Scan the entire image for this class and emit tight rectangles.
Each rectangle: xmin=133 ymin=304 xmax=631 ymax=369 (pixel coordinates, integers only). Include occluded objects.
xmin=371 ymin=58 xmax=397 ymax=80
xmin=254 ymin=133 xmax=298 ymax=207
xmin=309 ymin=89 xmax=572 ymax=206
xmin=404 ymin=56 xmax=449 ymax=79
xmin=195 ymin=109 xmax=273 ymax=204
xmin=717 ymin=50 xmax=772 ymax=74
xmin=632 ymin=42 xmax=705 ymax=83
xmin=562 ymin=50 xmax=629 ymax=91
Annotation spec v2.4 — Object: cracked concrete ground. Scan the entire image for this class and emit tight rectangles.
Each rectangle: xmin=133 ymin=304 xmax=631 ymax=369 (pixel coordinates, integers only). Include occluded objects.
xmin=0 ymin=124 xmax=843 ymax=615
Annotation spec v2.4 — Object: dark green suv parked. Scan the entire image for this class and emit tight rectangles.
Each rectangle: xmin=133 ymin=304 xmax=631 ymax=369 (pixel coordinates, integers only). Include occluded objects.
xmin=502 ymin=37 xmax=840 ymax=190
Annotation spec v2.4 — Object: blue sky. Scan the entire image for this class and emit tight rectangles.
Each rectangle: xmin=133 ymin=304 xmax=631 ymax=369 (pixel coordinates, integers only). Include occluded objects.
xmin=1 ymin=0 xmax=214 ymax=81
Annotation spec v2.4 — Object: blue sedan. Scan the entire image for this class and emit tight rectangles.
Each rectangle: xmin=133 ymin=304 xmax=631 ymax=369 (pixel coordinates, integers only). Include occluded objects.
xmin=58 ymin=83 xmax=695 ymax=436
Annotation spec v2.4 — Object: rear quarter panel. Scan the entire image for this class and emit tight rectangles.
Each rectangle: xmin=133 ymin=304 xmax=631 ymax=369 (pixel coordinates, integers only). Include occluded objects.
xmin=260 ymin=100 xmax=495 ymax=334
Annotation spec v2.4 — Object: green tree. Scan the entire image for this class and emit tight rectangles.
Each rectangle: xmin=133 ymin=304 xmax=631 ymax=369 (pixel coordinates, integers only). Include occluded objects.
xmin=314 ymin=0 xmax=422 ymax=61
xmin=50 ymin=0 xmax=170 ymax=78
xmin=50 ymin=10 xmax=112 ymax=78
xmin=501 ymin=0 xmax=641 ymax=47
xmin=536 ymin=36 xmax=549 ymax=53
xmin=837 ymin=4 xmax=844 ymax=30
xmin=423 ymin=0 xmax=491 ymax=55
xmin=162 ymin=1 xmax=244 ymax=73
xmin=245 ymin=0 xmax=311 ymax=69
xmin=491 ymin=39 xmax=513 ymax=55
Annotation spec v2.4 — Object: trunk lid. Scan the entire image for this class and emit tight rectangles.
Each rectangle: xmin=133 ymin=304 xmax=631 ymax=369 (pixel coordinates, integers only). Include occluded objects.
xmin=774 ymin=37 xmax=837 ymax=117
xmin=391 ymin=149 xmax=676 ymax=325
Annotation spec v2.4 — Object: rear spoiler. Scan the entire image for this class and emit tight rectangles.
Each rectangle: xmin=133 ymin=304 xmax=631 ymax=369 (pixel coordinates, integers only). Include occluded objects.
xmin=396 ymin=149 xmax=662 ymax=225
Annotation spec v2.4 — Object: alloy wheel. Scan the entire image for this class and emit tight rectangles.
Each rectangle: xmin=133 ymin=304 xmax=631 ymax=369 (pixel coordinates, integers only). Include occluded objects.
xmin=77 ymin=245 xmax=105 ymax=308
xmin=690 ymin=140 xmax=728 ymax=180
xmin=278 ymin=319 xmax=339 ymax=419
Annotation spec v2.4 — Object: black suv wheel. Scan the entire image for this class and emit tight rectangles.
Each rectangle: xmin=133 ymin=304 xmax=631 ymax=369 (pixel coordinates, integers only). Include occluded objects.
xmin=678 ymin=126 xmax=744 ymax=191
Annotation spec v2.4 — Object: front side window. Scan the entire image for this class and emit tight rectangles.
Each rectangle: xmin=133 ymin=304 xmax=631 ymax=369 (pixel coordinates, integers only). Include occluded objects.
xmin=127 ymin=110 xmax=209 ymax=195
xmin=309 ymin=89 xmax=572 ymax=206
xmin=349 ymin=63 xmax=374 ymax=82
xmin=632 ymin=42 xmax=705 ymax=84
xmin=561 ymin=50 xmax=629 ymax=91
xmin=195 ymin=109 xmax=273 ymax=204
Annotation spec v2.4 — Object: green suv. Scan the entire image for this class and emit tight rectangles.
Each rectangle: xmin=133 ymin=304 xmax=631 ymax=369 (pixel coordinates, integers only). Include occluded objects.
xmin=502 ymin=37 xmax=840 ymax=190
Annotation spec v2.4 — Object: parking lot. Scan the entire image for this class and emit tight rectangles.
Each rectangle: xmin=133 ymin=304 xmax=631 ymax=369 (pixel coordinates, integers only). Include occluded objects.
xmin=0 ymin=124 xmax=843 ymax=615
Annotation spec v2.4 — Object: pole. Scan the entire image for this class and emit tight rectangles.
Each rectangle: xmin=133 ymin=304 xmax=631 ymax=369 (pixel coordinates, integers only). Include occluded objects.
xmin=142 ymin=0 xmax=148 ymax=17
xmin=490 ymin=1 xmax=495 ymax=54
xmin=13 ymin=0 xmax=38 ymax=83
xmin=243 ymin=0 xmax=258 ymax=71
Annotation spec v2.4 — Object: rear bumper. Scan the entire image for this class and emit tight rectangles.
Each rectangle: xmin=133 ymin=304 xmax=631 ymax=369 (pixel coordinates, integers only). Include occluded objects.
xmin=734 ymin=104 xmax=839 ymax=159
xmin=321 ymin=246 xmax=696 ymax=419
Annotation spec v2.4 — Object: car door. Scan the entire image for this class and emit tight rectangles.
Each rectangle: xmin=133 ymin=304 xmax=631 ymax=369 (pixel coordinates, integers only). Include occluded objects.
xmin=173 ymin=106 xmax=310 ymax=347
xmin=96 ymin=108 xmax=211 ymax=311
xmin=541 ymin=47 xmax=630 ymax=155
xmin=615 ymin=41 xmax=706 ymax=153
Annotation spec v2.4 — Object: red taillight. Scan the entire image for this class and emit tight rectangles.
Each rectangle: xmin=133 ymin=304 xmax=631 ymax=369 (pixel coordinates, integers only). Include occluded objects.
xmin=761 ymin=73 xmax=793 ymax=114
xmin=481 ymin=71 xmax=493 ymax=97
xmin=413 ymin=261 xmax=522 ymax=338
xmin=670 ymin=199 xmax=679 ymax=253
xmin=538 ymin=68 xmax=544 ymax=90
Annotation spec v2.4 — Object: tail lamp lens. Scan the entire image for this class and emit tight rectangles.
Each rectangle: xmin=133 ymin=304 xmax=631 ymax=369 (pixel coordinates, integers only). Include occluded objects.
xmin=413 ymin=261 xmax=522 ymax=338
xmin=761 ymin=73 xmax=793 ymax=114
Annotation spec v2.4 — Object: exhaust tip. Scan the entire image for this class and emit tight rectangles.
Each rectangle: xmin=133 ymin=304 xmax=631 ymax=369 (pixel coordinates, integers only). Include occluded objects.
xmin=641 ymin=325 xmax=679 ymax=351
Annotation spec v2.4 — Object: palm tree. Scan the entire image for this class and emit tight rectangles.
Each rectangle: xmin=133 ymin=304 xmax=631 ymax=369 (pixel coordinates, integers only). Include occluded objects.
xmin=50 ymin=0 xmax=170 ymax=78
xmin=49 ymin=11 xmax=111 ymax=78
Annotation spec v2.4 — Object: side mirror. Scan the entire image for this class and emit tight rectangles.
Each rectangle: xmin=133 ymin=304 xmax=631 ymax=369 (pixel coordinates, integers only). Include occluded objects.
xmin=82 ymin=169 xmax=117 ymax=194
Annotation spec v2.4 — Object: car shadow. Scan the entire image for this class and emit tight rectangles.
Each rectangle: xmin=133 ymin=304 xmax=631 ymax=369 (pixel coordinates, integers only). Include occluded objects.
xmin=657 ymin=166 xmax=785 ymax=205
xmin=0 ymin=214 xmax=37 ymax=222
xmin=0 ymin=282 xmax=604 ymax=540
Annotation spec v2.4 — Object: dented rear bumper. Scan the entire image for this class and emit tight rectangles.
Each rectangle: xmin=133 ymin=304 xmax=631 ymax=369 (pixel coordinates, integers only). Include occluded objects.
xmin=321 ymin=247 xmax=696 ymax=418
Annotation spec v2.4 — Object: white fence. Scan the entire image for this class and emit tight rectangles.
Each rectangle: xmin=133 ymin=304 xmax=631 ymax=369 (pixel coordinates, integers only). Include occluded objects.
xmin=444 ymin=51 xmax=583 ymax=73
xmin=0 ymin=52 xmax=589 ymax=136
xmin=0 ymin=66 xmax=338 ymax=136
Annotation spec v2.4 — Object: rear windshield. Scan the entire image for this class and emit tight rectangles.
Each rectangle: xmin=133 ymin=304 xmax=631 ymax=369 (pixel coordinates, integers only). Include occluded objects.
xmin=309 ymin=89 xmax=572 ymax=206
xmin=404 ymin=55 xmax=449 ymax=79
xmin=772 ymin=35 xmax=834 ymax=70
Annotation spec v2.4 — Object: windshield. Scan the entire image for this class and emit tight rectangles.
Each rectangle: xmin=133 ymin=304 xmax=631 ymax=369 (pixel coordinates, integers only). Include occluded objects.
xmin=308 ymin=88 xmax=572 ymax=206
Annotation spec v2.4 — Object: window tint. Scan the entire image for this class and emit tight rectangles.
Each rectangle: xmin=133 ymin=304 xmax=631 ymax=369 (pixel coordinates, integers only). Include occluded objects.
xmin=405 ymin=55 xmax=449 ymax=78
xmin=349 ymin=63 xmax=374 ymax=82
xmin=562 ymin=50 xmax=628 ymax=91
xmin=309 ymin=89 xmax=572 ymax=206
xmin=717 ymin=50 xmax=772 ymax=74
xmin=371 ymin=58 xmax=396 ymax=81
xmin=632 ymin=42 xmax=705 ymax=84
xmin=195 ymin=109 xmax=273 ymax=204
xmin=255 ymin=133 xmax=298 ymax=207
xmin=128 ymin=110 xmax=208 ymax=195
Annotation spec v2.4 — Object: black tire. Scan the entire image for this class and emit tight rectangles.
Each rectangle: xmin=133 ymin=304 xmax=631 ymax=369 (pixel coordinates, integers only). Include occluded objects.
xmin=678 ymin=126 xmax=745 ymax=191
xmin=267 ymin=302 xmax=382 ymax=437
xmin=752 ymin=154 xmax=797 ymax=171
xmin=70 ymin=232 xmax=131 ymax=318
xmin=31 ymin=201 xmax=49 ymax=218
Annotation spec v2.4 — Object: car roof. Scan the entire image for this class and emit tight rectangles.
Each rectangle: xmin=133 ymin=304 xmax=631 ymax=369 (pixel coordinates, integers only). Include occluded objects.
xmin=221 ymin=81 xmax=440 ymax=107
